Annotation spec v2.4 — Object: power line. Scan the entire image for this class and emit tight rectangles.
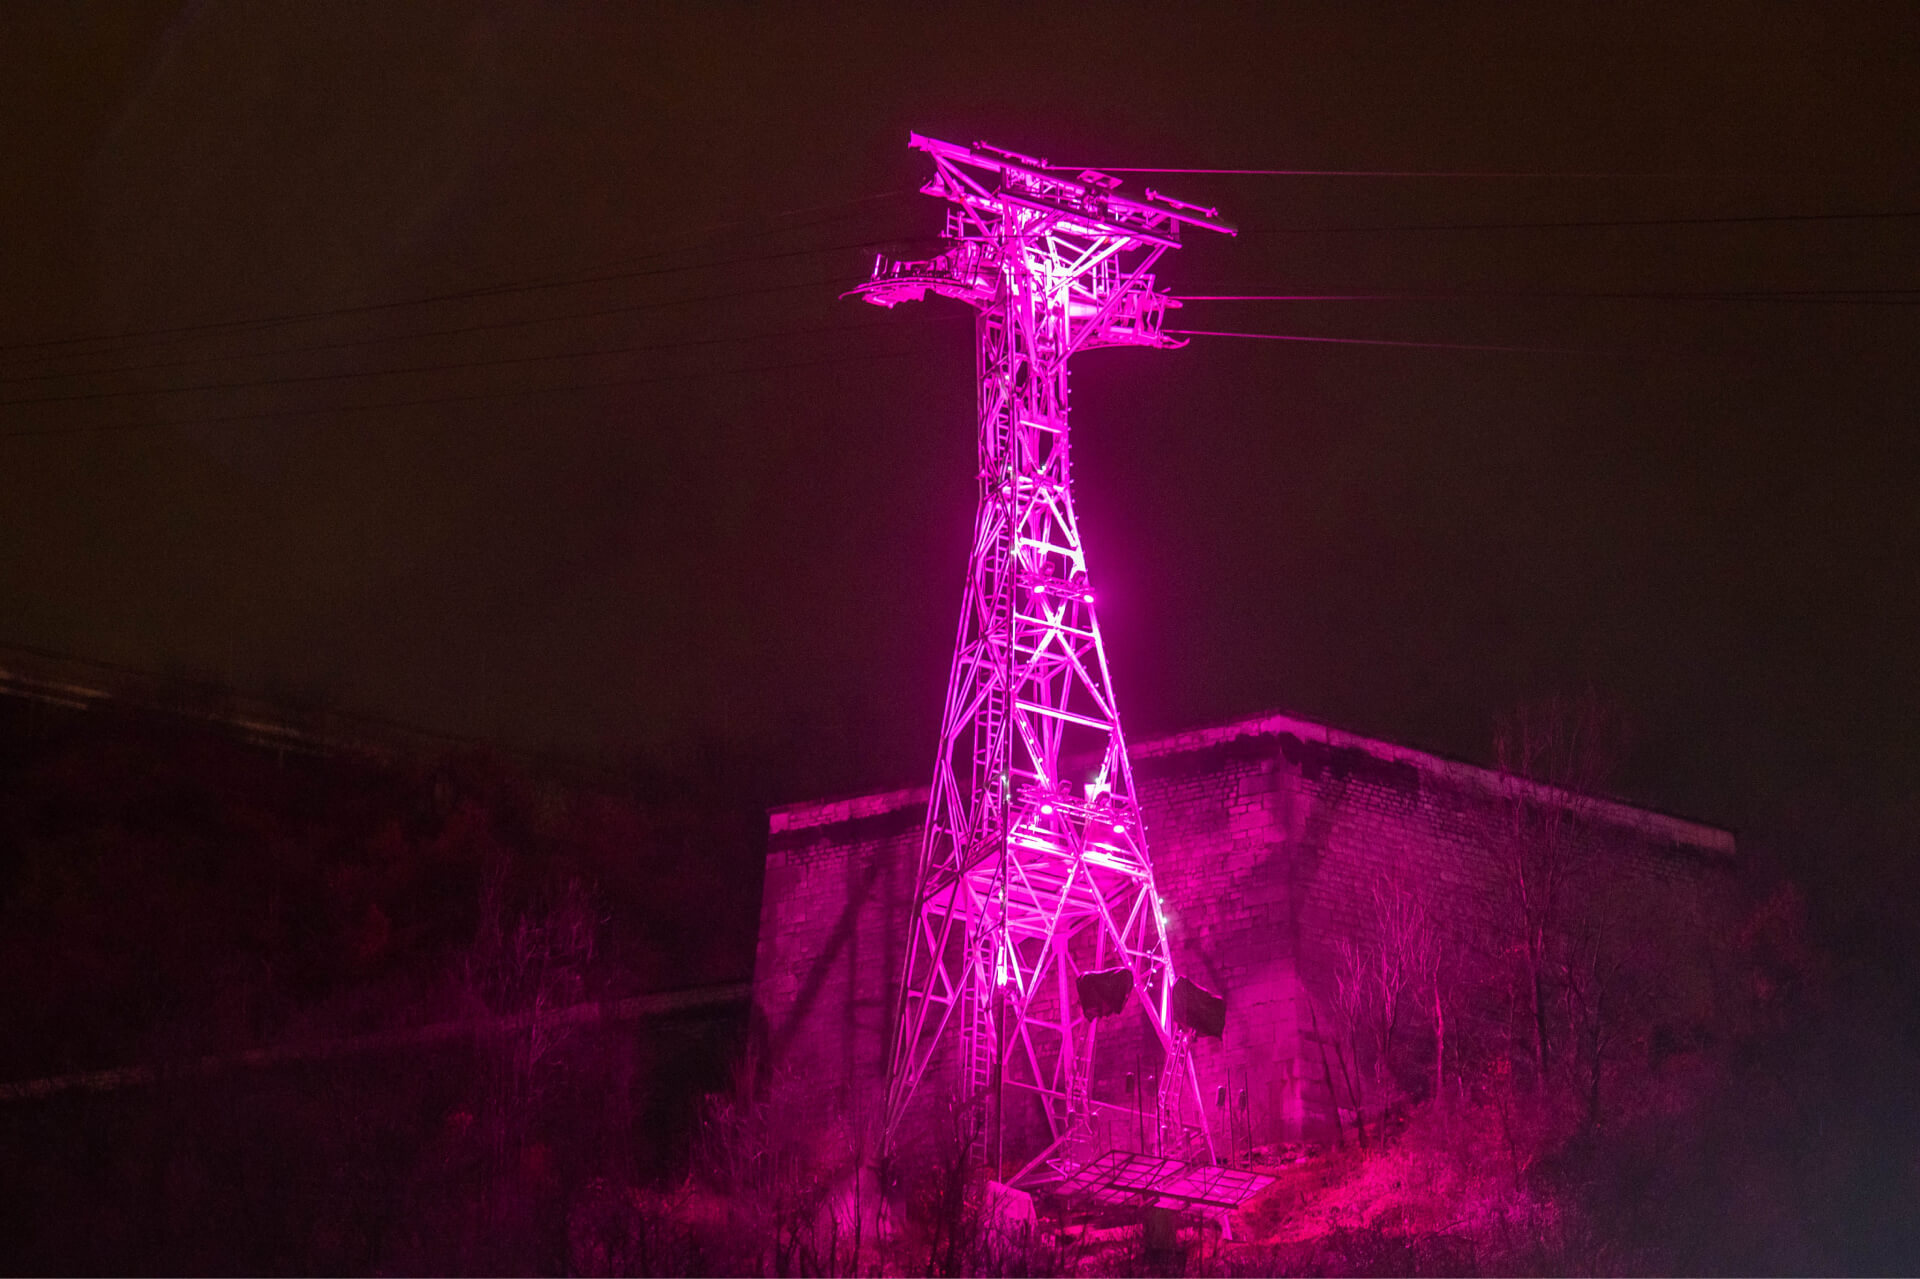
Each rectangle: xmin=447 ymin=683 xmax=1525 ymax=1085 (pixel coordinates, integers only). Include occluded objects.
xmin=0 ymin=273 xmax=866 ymax=388
xmin=1167 ymin=328 xmax=1592 ymax=354
xmin=0 ymin=316 xmax=912 ymax=410
xmin=1247 ymin=209 xmax=1920 ymax=235
xmin=0 ymin=193 xmax=917 ymax=363
xmin=12 ymin=198 xmax=1908 ymax=367
xmin=18 ymin=272 xmax=1909 ymax=394
xmin=0 ymin=335 xmax=953 ymax=443
xmin=19 ymin=274 xmax=1912 ymax=398
xmin=9 ymin=200 xmax=1909 ymax=379
xmin=1072 ymin=166 xmax=1719 ymax=178
xmin=0 ymin=233 xmax=914 ymax=370
xmin=1176 ymin=288 xmax=1920 ymax=305
xmin=489 ymin=188 xmax=913 ymax=281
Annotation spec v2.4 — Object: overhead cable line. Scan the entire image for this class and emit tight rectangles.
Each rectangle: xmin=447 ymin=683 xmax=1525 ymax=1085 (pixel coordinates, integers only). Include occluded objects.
xmin=0 ymin=338 xmax=950 ymax=443
xmin=491 ymin=187 xmax=912 ymax=280
xmin=1176 ymin=287 xmax=1920 ymax=305
xmin=0 ymin=273 xmax=865 ymax=388
xmin=1167 ymin=328 xmax=1593 ymax=355
xmin=0 ymin=316 xmax=911 ymax=409
xmin=18 ymin=278 xmax=1912 ymax=393
xmin=0 ymin=233 xmax=917 ymax=371
xmin=15 ymin=199 xmax=1905 ymax=366
xmin=8 ymin=202 xmax=1907 ymax=372
xmin=0 ymin=192 xmax=915 ymax=363
xmin=1070 ymin=166 xmax=1727 ymax=178
xmin=1246 ymin=209 xmax=1920 ymax=234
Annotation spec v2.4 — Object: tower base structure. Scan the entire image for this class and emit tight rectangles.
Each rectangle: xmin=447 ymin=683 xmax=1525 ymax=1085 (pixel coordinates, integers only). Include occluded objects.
xmin=751 ymin=710 xmax=1739 ymax=1175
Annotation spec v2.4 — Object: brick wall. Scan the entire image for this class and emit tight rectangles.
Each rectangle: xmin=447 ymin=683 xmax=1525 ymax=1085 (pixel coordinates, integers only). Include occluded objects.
xmin=751 ymin=712 xmax=1736 ymax=1157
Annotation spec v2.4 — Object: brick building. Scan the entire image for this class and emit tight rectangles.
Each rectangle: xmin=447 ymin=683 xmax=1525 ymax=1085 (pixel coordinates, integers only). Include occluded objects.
xmin=750 ymin=710 xmax=1736 ymax=1157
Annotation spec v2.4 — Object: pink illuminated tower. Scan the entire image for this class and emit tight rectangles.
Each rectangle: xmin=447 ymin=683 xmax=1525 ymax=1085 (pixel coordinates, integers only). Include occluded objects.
xmin=853 ymin=135 xmax=1234 ymax=1178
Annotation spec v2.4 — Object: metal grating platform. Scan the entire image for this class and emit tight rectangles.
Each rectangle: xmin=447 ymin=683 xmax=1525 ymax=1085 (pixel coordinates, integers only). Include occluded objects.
xmin=1050 ymin=1150 xmax=1275 ymax=1215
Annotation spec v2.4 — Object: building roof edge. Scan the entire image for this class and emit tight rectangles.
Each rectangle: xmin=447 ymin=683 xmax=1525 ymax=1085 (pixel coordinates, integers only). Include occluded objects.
xmin=766 ymin=708 xmax=1736 ymax=858
xmin=1134 ymin=709 xmax=1735 ymax=856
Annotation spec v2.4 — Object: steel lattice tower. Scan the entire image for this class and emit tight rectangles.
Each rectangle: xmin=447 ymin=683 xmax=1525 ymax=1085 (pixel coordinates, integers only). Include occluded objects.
xmin=853 ymin=135 xmax=1234 ymax=1178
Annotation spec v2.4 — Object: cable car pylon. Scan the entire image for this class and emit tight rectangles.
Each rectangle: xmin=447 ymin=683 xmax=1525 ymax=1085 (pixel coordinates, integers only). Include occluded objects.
xmin=851 ymin=134 xmax=1235 ymax=1180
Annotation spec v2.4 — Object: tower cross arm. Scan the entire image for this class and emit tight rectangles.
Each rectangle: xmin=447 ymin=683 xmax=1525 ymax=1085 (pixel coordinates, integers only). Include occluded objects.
xmin=850 ymin=134 xmax=1230 ymax=330
xmin=907 ymin=133 xmax=1238 ymax=239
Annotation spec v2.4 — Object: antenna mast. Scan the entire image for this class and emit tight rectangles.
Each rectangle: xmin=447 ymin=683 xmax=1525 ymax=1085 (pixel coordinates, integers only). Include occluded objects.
xmin=854 ymin=134 xmax=1233 ymax=1178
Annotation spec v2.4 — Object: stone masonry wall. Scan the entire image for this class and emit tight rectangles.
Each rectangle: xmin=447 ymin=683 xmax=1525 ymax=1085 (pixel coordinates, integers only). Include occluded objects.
xmin=751 ymin=712 xmax=1737 ymax=1159
xmin=751 ymin=786 xmax=922 ymax=1138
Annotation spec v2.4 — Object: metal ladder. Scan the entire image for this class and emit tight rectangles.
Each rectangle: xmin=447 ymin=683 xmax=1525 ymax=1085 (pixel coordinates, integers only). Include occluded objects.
xmin=960 ymin=946 xmax=995 ymax=1165
xmin=1157 ymin=1030 xmax=1195 ymax=1156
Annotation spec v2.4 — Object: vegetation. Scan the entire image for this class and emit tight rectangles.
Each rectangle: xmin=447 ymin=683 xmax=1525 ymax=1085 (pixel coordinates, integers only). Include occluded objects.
xmin=619 ymin=879 xmax=1910 ymax=1277
xmin=0 ymin=697 xmax=758 ymax=1273
xmin=1 ymin=691 xmax=1916 ymax=1274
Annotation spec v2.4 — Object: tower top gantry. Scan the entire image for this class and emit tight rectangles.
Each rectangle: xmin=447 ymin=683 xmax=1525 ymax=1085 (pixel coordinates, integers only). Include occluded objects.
xmin=855 ymin=134 xmax=1233 ymax=344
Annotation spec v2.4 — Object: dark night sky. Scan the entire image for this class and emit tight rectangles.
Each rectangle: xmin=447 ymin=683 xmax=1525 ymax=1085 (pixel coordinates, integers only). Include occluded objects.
xmin=3 ymin=5 xmax=1916 ymax=918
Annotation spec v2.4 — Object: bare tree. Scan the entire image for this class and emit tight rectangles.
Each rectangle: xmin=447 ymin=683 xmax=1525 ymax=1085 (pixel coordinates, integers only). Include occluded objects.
xmin=1331 ymin=934 xmax=1376 ymax=1138
xmin=1492 ymin=691 xmax=1626 ymax=1089
xmin=1560 ymin=923 xmax=1621 ymax=1131
xmin=459 ymin=866 xmax=602 ymax=1161
xmin=1409 ymin=892 xmax=1449 ymax=1103
xmin=1333 ymin=879 xmax=1451 ymax=1112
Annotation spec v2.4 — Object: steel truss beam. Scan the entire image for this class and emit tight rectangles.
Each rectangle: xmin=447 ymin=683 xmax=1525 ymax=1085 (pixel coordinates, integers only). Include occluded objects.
xmin=853 ymin=135 xmax=1233 ymax=1179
